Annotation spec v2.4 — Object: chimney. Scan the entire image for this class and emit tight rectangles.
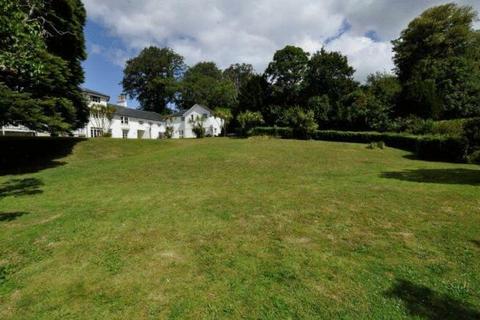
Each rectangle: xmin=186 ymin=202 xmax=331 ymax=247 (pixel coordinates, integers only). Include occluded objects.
xmin=117 ymin=94 xmax=127 ymax=107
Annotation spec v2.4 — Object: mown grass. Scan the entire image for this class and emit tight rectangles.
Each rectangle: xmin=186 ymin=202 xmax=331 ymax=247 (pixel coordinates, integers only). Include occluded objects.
xmin=0 ymin=137 xmax=479 ymax=319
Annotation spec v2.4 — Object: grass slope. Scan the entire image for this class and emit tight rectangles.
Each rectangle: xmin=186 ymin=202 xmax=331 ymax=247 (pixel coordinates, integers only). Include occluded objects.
xmin=0 ymin=138 xmax=479 ymax=319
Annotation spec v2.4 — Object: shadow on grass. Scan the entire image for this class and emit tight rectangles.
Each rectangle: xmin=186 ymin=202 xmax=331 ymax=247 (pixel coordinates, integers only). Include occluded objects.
xmin=380 ymin=169 xmax=480 ymax=185
xmin=471 ymin=240 xmax=480 ymax=249
xmin=0 ymin=178 xmax=44 ymax=198
xmin=0 ymin=137 xmax=83 ymax=176
xmin=0 ymin=178 xmax=43 ymax=223
xmin=0 ymin=212 xmax=30 ymax=222
xmin=386 ymin=279 xmax=480 ymax=320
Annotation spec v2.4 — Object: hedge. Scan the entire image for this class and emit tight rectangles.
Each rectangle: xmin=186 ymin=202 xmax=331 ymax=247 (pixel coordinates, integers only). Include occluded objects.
xmin=0 ymin=136 xmax=85 ymax=174
xmin=251 ymin=127 xmax=468 ymax=163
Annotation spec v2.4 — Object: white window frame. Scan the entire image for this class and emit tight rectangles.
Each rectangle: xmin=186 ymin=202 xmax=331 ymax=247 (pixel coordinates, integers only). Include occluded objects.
xmin=122 ymin=130 xmax=129 ymax=139
xmin=121 ymin=116 xmax=129 ymax=124
xmin=90 ymin=127 xmax=103 ymax=138
xmin=90 ymin=95 xmax=101 ymax=103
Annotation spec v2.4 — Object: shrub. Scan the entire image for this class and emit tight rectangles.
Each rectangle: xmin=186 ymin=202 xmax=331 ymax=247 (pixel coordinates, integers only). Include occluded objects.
xmin=396 ymin=116 xmax=435 ymax=135
xmin=192 ymin=125 xmax=206 ymax=138
xmin=250 ymin=127 xmax=293 ymax=138
xmin=467 ymin=150 xmax=480 ymax=164
xmin=415 ymin=135 xmax=468 ymax=163
xmin=237 ymin=111 xmax=264 ymax=136
xmin=250 ymin=128 xmax=469 ymax=162
xmin=164 ymin=126 xmax=174 ymax=139
xmin=281 ymin=106 xmax=318 ymax=139
xmin=431 ymin=119 xmax=466 ymax=136
xmin=463 ymin=117 xmax=480 ymax=153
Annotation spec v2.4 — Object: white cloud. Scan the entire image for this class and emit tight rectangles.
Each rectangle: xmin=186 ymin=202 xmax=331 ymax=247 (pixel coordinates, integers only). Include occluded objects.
xmin=326 ymin=34 xmax=395 ymax=81
xmin=83 ymin=0 xmax=480 ymax=82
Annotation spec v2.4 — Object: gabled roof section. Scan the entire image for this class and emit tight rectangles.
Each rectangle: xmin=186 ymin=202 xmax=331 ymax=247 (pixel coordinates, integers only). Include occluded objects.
xmin=110 ymin=104 xmax=163 ymax=122
xmin=168 ymin=105 xmax=215 ymax=118
xmin=82 ymin=87 xmax=110 ymax=100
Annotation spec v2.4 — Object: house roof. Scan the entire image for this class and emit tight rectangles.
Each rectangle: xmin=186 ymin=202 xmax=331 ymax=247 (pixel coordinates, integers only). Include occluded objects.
xmin=82 ymin=87 xmax=110 ymax=100
xmin=110 ymin=104 xmax=163 ymax=122
xmin=168 ymin=104 xmax=215 ymax=118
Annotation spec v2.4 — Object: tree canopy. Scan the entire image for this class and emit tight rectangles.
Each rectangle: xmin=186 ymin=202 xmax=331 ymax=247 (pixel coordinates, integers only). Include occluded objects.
xmin=0 ymin=0 xmax=88 ymax=133
xmin=304 ymin=48 xmax=357 ymax=104
xmin=264 ymin=45 xmax=309 ymax=106
xmin=123 ymin=47 xmax=185 ymax=114
xmin=180 ymin=62 xmax=237 ymax=110
xmin=392 ymin=3 xmax=480 ymax=119
xmin=223 ymin=63 xmax=255 ymax=96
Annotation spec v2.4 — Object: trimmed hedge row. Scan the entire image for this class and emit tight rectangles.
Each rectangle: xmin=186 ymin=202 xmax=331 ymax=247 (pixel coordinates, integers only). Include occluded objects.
xmin=251 ymin=127 xmax=468 ymax=163
xmin=0 ymin=136 xmax=85 ymax=174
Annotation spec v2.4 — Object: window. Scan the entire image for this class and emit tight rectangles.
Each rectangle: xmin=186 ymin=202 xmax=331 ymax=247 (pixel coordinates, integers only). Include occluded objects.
xmin=122 ymin=130 xmax=129 ymax=139
xmin=139 ymin=121 xmax=144 ymax=125
xmin=203 ymin=113 xmax=208 ymax=119
xmin=181 ymin=116 xmax=185 ymax=121
xmin=179 ymin=130 xmax=184 ymax=138
xmin=121 ymin=116 xmax=129 ymax=124
xmin=190 ymin=114 xmax=194 ymax=121
xmin=90 ymin=127 xmax=103 ymax=138
xmin=90 ymin=95 xmax=101 ymax=103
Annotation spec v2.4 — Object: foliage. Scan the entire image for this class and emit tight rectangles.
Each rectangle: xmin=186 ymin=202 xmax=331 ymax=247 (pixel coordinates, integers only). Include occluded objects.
xmin=393 ymin=116 xmax=435 ymax=135
xmin=250 ymin=126 xmax=293 ymax=138
xmin=0 ymin=0 xmax=88 ymax=133
xmin=392 ymin=3 xmax=480 ymax=119
xmin=164 ymin=126 xmax=174 ymax=139
xmin=237 ymin=111 xmax=264 ymax=136
xmin=463 ymin=117 xmax=480 ymax=153
xmin=189 ymin=115 xmax=206 ymax=138
xmin=214 ymin=108 xmax=233 ymax=136
xmin=366 ymin=73 xmax=401 ymax=106
xmin=264 ymin=45 xmax=309 ymax=106
xmin=250 ymin=128 xmax=468 ymax=162
xmin=304 ymin=48 xmax=357 ymax=105
xmin=307 ymin=95 xmax=332 ymax=129
xmin=89 ymin=104 xmax=115 ymax=134
xmin=276 ymin=106 xmax=318 ymax=139
xmin=180 ymin=62 xmax=237 ymax=110
xmin=338 ymin=88 xmax=392 ymax=132
xmin=415 ymin=135 xmax=468 ymax=162
xmin=467 ymin=150 xmax=480 ymax=164
xmin=223 ymin=63 xmax=255 ymax=96
xmin=123 ymin=46 xmax=185 ymax=114
xmin=237 ymin=74 xmax=270 ymax=113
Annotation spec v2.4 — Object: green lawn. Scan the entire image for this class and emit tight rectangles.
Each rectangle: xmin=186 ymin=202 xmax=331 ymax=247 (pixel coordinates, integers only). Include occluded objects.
xmin=1 ymin=138 xmax=479 ymax=319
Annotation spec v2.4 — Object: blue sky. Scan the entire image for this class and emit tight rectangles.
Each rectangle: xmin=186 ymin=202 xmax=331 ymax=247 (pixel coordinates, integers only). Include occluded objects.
xmin=82 ymin=20 xmax=138 ymax=107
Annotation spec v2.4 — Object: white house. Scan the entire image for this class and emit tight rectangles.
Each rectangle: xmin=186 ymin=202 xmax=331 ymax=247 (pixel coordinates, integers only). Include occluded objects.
xmin=1 ymin=88 xmax=224 ymax=139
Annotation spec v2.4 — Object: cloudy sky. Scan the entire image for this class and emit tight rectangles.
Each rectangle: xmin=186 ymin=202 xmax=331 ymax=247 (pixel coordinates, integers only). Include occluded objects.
xmin=82 ymin=0 xmax=480 ymax=105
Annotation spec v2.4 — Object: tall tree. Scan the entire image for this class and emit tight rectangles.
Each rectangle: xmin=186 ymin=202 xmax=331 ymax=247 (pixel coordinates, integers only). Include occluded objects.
xmin=392 ymin=3 xmax=480 ymax=119
xmin=304 ymin=48 xmax=357 ymax=105
xmin=180 ymin=62 xmax=237 ymax=110
xmin=223 ymin=63 xmax=254 ymax=96
xmin=0 ymin=0 xmax=88 ymax=133
xmin=264 ymin=45 xmax=309 ymax=106
xmin=365 ymin=72 xmax=401 ymax=118
xmin=237 ymin=74 xmax=270 ymax=113
xmin=123 ymin=47 xmax=185 ymax=114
